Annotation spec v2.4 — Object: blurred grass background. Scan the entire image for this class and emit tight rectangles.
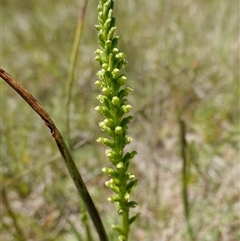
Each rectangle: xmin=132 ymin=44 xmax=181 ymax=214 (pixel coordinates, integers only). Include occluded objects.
xmin=1 ymin=0 xmax=239 ymax=240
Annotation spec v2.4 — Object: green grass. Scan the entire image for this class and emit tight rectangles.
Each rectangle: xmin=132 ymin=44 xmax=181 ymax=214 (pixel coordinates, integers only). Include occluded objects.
xmin=1 ymin=0 xmax=239 ymax=240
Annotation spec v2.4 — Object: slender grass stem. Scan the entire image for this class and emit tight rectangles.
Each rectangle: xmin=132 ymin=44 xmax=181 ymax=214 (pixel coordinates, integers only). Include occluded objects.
xmin=65 ymin=0 xmax=89 ymax=149
xmin=64 ymin=2 xmax=93 ymax=238
xmin=179 ymin=119 xmax=195 ymax=241
xmin=81 ymin=204 xmax=94 ymax=241
xmin=0 ymin=68 xmax=109 ymax=241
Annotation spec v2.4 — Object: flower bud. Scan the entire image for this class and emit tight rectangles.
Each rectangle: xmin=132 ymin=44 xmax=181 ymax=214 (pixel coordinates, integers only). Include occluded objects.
xmin=121 ymin=105 xmax=132 ymax=114
xmin=94 ymin=49 xmax=103 ymax=55
xmin=118 ymin=75 xmax=127 ymax=85
xmin=116 ymin=162 xmax=124 ymax=169
xmin=102 ymin=167 xmax=115 ymax=175
xmin=97 ymin=95 xmax=105 ymax=103
xmin=94 ymin=80 xmax=103 ymax=88
xmin=125 ymin=136 xmax=133 ymax=144
xmin=107 ymin=26 xmax=117 ymax=41
xmin=108 ymin=196 xmax=120 ymax=203
xmin=103 ymin=118 xmax=113 ymax=127
xmin=124 ymin=193 xmax=130 ymax=200
xmin=101 ymin=125 xmax=112 ymax=135
xmin=109 ymin=178 xmax=120 ymax=185
xmin=102 ymin=63 xmax=108 ymax=71
xmin=105 ymin=180 xmax=111 ymax=187
xmin=112 ymin=68 xmax=120 ymax=78
xmin=110 ymin=186 xmax=120 ymax=194
xmin=124 ymin=87 xmax=133 ymax=95
xmin=112 ymin=96 xmax=120 ymax=106
xmin=97 ymin=137 xmax=114 ymax=148
xmin=105 ymin=150 xmax=117 ymax=162
xmin=118 ymin=235 xmax=126 ymax=241
xmin=126 ymin=173 xmax=136 ymax=180
xmin=113 ymin=48 xmax=119 ymax=53
xmin=94 ymin=56 xmax=101 ymax=62
xmin=103 ymin=18 xmax=112 ymax=32
xmin=115 ymin=126 xmax=123 ymax=135
xmin=118 ymin=209 xmax=123 ymax=214
xmin=117 ymin=52 xmax=126 ymax=59
xmin=94 ymin=25 xmax=101 ymax=31
xmin=105 ymin=40 xmax=112 ymax=54
xmin=102 ymin=87 xmax=110 ymax=96
xmin=95 ymin=106 xmax=103 ymax=113
xmin=108 ymin=9 xmax=113 ymax=19
xmin=96 ymin=69 xmax=105 ymax=77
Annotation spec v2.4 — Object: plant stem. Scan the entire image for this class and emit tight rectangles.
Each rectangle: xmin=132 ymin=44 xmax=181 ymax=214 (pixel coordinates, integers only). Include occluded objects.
xmin=0 ymin=68 xmax=108 ymax=241
xmin=65 ymin=0 xmax=89 ymax=149
xmin=179 ymin=119 xmax=195 ymax=241
xmin=81 ymin=204 xmax=94 ymax=241
xmin=122 ymin=207 xmax=129 ymax=239
xmin=95 ymin=1 xmax=138 ymax=239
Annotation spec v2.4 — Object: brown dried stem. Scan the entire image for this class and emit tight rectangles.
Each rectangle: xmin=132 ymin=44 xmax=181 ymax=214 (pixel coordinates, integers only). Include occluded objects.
xmin=0 ymin=68 xmax=108 ymax=241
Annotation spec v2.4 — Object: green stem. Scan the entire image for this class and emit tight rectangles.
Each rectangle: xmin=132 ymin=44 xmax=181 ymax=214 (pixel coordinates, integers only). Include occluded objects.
xmin=65 ymin=0 xmax=89 ymax=148
xmin=122 ymin=207 xmax=129 ymax=240
xmin=0 ymin=68 xmax=109 ymax=241
xmin=179 ymin=119 xmax=195 ymax=241
xmin=81 ymin=204 xmax=94 ymax=241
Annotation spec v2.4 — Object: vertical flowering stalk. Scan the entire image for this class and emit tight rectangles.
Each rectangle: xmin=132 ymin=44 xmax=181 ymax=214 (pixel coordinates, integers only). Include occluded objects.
xmin=94 ymin=0 xmax=138 ymax=240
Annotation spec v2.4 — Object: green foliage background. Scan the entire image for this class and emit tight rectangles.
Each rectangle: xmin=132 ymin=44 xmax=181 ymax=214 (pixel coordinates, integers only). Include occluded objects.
xmin=1 ymin=0 xmax=239 ymax=240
